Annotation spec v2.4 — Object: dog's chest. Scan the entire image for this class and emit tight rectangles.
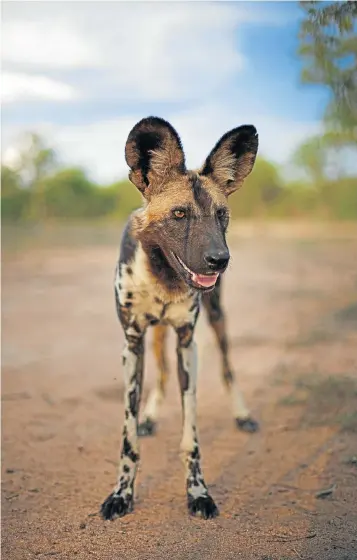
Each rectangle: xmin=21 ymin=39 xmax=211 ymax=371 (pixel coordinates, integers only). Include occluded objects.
xmin=115 ymin=251 xmax=199 ymax=330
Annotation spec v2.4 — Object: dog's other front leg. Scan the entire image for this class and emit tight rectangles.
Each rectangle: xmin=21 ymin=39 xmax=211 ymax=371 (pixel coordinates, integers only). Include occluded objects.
xmin=101 ymin=334 xmax=144 ymax=520
xmin=176 ymin=325 xmax=219 ymax=519
xmin=203 ymin=278 xmax=259 ymax=433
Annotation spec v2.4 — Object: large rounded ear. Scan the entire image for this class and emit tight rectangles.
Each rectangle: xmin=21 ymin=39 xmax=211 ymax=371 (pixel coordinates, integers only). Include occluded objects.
xmin=125 ymin=116 xmax=186 ymax=197
xmin=200 ymin=125 xmax=258 ymax=196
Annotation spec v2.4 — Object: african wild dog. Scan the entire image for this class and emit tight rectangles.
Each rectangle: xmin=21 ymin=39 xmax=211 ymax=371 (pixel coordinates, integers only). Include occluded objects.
xmin=101 ymin=116 xmax=259 ymax=521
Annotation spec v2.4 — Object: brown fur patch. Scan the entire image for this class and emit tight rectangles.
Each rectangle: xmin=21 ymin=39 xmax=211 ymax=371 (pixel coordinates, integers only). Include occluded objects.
xmin=153 ymin=325 xmax=169 ymax=394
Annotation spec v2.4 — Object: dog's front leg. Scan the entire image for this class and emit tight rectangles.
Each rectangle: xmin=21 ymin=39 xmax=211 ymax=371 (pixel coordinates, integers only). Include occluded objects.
xmin=176 ymin=325 xmax=219 ymax=519
xmin=101 ymin=333 xmax=144 ymax=520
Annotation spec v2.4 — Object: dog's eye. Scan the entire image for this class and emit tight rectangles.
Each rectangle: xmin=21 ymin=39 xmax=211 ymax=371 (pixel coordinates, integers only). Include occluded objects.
xmin=173 ymin=209 xmax=186 ymax=219
xmin=217 ymin=208 xmax=227 ymax=219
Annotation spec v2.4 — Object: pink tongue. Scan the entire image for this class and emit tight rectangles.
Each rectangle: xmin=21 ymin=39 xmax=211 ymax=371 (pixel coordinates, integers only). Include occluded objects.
xmin=192 ymin=273 xmax=219 ymax=288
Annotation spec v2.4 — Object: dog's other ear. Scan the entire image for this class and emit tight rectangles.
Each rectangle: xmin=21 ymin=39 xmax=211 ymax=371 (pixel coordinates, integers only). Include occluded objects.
xmin=200 ymin=125 xmax=258 ymax=196
xmin=125 ymin=116 xmax=186 ymax=197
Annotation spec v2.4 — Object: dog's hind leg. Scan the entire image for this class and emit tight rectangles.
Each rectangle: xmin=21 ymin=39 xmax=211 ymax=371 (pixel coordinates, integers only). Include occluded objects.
xmin=202 ymin=277 xmax=259 ymax=433
xmin=138 ymin=324 xmax=169 ymax=437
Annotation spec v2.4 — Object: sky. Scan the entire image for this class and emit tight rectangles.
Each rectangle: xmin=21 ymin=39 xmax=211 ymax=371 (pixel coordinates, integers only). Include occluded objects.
xmin=1 ymin=0 xmax=333 ymax=184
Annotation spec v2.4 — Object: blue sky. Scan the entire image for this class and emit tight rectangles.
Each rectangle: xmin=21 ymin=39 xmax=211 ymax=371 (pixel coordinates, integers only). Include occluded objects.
xmin=2 ymin=1 xmax=332 ymax=182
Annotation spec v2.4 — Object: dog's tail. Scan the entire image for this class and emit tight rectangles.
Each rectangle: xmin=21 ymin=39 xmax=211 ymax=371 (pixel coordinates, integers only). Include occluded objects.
xmin=153 ymin=324 xmax=170 ymax=395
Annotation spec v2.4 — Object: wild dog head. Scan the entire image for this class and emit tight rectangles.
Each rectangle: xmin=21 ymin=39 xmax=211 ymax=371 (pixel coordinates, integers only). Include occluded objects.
xmin=125 ymin=117 xmax=258 ymax=292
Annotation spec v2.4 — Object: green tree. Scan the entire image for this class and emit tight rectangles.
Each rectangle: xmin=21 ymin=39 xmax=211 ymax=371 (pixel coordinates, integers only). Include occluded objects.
xmin=15 ymin=133 xmax=57 ymax=185
xmin=1 ymin=165 xmax=30 ymax=221
xmin=292 ymin=135 xmax=327 ymax=185
xmin=230 ymin=156 xmax=284 ymax=218
xmin=1 ymin=165 xmax=22 ymax=195
xmin=8 ymin=132 xmax=58 ymax=220
xmin=299 ymin=1 xmax=357 ymax=141
xmin=40 ymin=168 xmax=123 ymax=219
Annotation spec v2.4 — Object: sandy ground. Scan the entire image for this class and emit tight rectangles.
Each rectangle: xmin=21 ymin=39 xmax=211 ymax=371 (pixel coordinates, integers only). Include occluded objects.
xmin=2 ymin=224 xmax=357 ymax=560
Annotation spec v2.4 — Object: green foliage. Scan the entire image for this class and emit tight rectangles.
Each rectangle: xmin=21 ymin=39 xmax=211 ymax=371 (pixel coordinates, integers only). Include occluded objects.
xmin=230 ymin=157 xmax=285 ymax=218
xmin=15 ymin=132 xmax=57 ymax=184
xmin=107 ymin=180 xmax=142 ymax=219
xmin=1 ymin=132 xmax=356 ymax=223
xmin=292 ymin=135 xmax=327 ymax=184
xmin=41 ymin=168 xmax=109 ymax=219
xmin=1 ymin=166 xmax=30 ymax=221
xmin=298 ymin=1 xmax=357 ymax=142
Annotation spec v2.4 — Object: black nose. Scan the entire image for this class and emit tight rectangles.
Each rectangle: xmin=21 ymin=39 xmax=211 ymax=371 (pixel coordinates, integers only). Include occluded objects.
xmin=204 ymin=250 xmax=230 ymax=271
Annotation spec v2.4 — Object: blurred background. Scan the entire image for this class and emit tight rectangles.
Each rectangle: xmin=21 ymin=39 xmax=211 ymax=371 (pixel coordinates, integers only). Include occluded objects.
xmin=2 ymin=1 xmax=356 ymax=233
xmin=2 ymin=3 xmax=357 ymax=559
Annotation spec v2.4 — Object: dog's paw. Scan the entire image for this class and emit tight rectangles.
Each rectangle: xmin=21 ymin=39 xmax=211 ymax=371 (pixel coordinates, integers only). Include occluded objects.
xmin=100 ymin=492 xmax=133 ymax=520
xmin=235 ymin=416 xmax=260 ymax=433
xmin=187 ymin=494 xmax=219 ymax=519
xmin=138 ymin=418 xmax=156 ymax=437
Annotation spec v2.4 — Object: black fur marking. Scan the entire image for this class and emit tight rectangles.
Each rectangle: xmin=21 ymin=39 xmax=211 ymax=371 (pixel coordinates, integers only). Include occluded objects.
xmin=193 ymin=306 xmax=200 ymax=326
xmin=131 ymin=321 xmax=141 ymax=334
xmin=177 ymin=350 xmax=189 ymax=393
xmin=176 ymin=323 xmax=194 ymax=348
xmin=138 ymin=418 xmax=156 ymax=437
xmin=235 ymin=417 xmax=260 ymax=433
xmin=190 ymin=447 xmax=200 ymax=460
xmin=201 ymin=158 xmax=213 ymax=177
xmin=189 ymin=461 xmax=201 ymax=480
xmin=123 ymin=465 xmax=130 ymax=473
xmin=145 ymin=313 xmax=159 ymax=326
xmin=137 ymin=131 xmax=163 ymax=186
xmin=145 ymin=246 xmax=182 ymax=292
xmin=125 ymin=335 xmax=143 ymax=356
xmin=187 ymin=494 xmax=219 ymax=519
xmin=123 ymin=436 xmax=139 ymax=463
xmin=114 ymin=288 xmax=121 ymax=318
xmin=126 ymin=266 xmax=133 ymax=275
xmin=125 ymin=301 xmax=133 ymax=308
xmin=160 ymin=302 xmax=170 ymax=318
xmin=220 ymin=336 xmax=228 ymax=356
xmin=203 ymin=276 xmax=222 ymax=323
xmin=191 ymin=175 xmax=213 ymax=211
xmin=101 ymin=492 xmax=133 ymax=520
xmin=127 ymin=291 xmax=133 ymax=299
xmin=154 ymin=297 xmax=162 ymax=304
xmin=201 ymin=125 xmax=258 ymax=179
xmin=119 ymin=221 xmax=138 ymax=265
xmin=230 ymin=126 xmax=258 ymax=161
xmin=129 ymin=388 xmax=137 ymax=417
xmin=223 ymin=369 xmax=233 ymax=384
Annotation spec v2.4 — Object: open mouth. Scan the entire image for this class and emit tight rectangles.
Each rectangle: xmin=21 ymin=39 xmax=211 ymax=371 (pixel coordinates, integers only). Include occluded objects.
xmin=174 ymin=254 xmax=219 ymax=290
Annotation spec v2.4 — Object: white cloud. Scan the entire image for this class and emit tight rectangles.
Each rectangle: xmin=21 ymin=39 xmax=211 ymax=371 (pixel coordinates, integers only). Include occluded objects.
xmin=2 ymin=21 xmax=96 ymax=69
xmin=1 ymin=2 xmax=263 ymax=102
xmin=1 ymin=72 xmax=78 ymax=103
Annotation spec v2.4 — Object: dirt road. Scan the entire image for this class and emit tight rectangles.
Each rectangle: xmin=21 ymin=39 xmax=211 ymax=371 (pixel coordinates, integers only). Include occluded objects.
xmin=2 ymin=224 xmax=357 ymax=559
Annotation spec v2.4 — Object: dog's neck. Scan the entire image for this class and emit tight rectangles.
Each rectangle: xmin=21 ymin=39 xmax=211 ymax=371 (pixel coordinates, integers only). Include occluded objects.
xmin=140 ymin=240 xmax=191 ymax=303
